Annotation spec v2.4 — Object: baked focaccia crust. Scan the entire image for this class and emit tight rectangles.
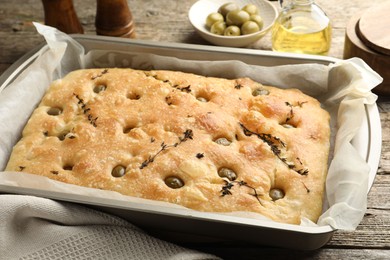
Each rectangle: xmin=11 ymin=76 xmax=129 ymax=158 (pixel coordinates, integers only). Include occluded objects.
xmin=6 ymin=68 xmax=330 ymax=224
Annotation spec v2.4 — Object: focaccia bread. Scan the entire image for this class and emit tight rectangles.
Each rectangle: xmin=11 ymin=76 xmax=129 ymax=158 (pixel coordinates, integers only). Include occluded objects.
xmin=6 ymin=68 xmax=330 ymax=224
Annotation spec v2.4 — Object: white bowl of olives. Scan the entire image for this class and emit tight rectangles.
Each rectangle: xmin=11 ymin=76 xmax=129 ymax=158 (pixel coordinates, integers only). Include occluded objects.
xmin=189 ymin=0 xmax=278 ymax=47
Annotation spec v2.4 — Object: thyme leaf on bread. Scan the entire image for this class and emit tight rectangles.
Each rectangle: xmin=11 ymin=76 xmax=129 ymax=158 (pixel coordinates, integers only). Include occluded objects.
xmin=147 ymin=73 xmax=192 ymax=93
xmin=220 ymin=180 xmax=264 ymax=206
xmin=285 ymin=102 xmax=294 ymax=123
xmin=74 ymin=94 xmax=98 ymax=127
xmin=284 ymin=101 xmax=308 ymax=123
xmin=302 ymin=181 xmax=310 ymax=193
xmin=175 ymin=85 xmax=191 ymax=93
xmin=196 ymin=153 xmax=204 ymax=159
xmin=220 ymin=180 xmax=234 ymax=196
xmin=239 ymin=123 xmax=309 ymax=176
xmin=298 ymin=101 xmax=308 ymax=107
xmin=140 ymin=129 xmax=193 ymax=169
xmin=91 ymin=69 xmax=108 ymax=80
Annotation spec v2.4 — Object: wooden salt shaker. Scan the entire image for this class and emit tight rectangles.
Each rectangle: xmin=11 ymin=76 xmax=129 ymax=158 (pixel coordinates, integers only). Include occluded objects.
xmin=95 ymin=0 xmax=136 ymax=38
xmin=41 ymin=0 xmax=84 ymax=34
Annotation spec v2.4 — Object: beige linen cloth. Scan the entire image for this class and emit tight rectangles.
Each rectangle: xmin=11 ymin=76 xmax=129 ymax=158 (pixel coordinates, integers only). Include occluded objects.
xmin=0 ymin=195 xmax=220 ymax=260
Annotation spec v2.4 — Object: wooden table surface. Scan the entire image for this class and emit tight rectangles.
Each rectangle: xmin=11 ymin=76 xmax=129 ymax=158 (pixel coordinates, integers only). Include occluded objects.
xmin=0 ymin=0 xmax=389 ymax=259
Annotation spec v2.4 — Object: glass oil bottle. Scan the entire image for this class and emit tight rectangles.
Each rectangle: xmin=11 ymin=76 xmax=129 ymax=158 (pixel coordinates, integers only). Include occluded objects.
xmin=271 ymin=0 xmax=331 ymax=55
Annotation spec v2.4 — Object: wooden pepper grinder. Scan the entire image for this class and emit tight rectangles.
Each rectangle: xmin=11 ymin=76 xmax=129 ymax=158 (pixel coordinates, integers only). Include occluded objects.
xmin=95 ymin=0 xmax=136 ymax=38
xmin=41 ymin=0 xmax=84 ymax=34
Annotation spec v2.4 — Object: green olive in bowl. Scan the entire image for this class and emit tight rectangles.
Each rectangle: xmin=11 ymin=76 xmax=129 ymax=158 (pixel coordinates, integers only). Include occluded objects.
xmin=206 ymin=12 xmax=224 ymax=28
xmin=241 ymin=20 xmax=260 ymax=35
xmin=242 ymin=4 xmax=259 ymax=15
xmin=250 ymin=14 xmax=264 ymax=30
xmin=218 ymin=2 xmax=239 ymax=17
xmin=226 ymin=9 xmax=250 ymax=26
xmin=210 ymin=20 xmax=226 ymax=35
xmin=224 ymin=25 xmax=241 ymax=36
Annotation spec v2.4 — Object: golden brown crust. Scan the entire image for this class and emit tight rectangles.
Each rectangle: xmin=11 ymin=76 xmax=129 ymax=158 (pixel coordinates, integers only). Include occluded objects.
xmin=6 ymin=68 xmax=330 ymax=224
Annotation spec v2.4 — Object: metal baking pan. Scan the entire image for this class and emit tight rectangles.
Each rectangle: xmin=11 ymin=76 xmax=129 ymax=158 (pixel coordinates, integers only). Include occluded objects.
xmin=0 ymin=35 xmax=382 ymax=250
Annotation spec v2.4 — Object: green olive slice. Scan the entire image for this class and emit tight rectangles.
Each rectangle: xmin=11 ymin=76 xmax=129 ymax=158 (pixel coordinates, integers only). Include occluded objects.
xmin=58 ymin=131 xmax=69 ymax=141
xmin=214 ymin=137 xmax=232 ymax=146
xmin=112 ymin=165 xmax=126 ymax=177
xmin=197 ymin=97 xmax=208 ymax=102
xmin=252 ymin=88 xmax=269 ymax=96
xmin=47 ymin=107 xmax=62 ymax=116
xmin=218 ymin=167 xmax=237 ymax=181
xmin=269 ymin=188 xmax=285 ymax=201
xmin=63 ymin=164 xmax=73 ymax=171
xmin=282 ymin=123 xmax=295 ymax=129
xmin=94 ymin=84 xmax=106 ymax=93
xmin=164 ymin=176 xmax=184 ymax=189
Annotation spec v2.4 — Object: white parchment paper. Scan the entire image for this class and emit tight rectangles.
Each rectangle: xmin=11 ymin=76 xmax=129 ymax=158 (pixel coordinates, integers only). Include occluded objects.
xmin=0 ymin=24 xmax=383 ymax=230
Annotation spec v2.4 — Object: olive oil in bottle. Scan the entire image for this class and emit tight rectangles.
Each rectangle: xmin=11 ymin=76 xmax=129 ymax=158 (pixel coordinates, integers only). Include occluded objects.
xmin=272 ymin=0 xmax=331 ymax=55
